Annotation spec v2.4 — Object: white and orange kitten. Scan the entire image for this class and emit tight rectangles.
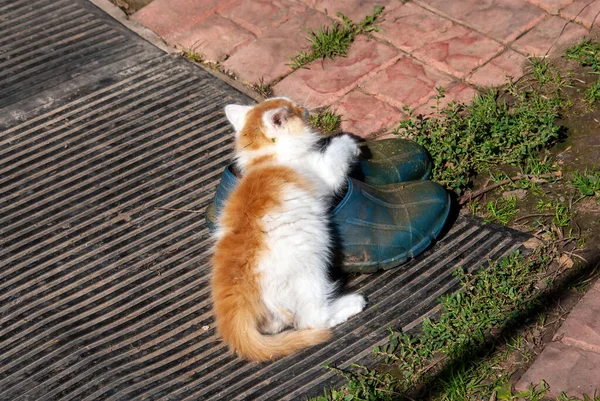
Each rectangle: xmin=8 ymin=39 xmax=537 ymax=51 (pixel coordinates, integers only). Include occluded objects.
xmin=211 ymin=97 xmax=366 ymax=362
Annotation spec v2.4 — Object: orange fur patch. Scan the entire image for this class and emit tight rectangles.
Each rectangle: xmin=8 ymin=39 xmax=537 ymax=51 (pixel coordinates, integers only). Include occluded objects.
xmin=236 ymin=98 xmax=305 ymax=152
xmin=211 ymin=164 xmax=329 ymax=361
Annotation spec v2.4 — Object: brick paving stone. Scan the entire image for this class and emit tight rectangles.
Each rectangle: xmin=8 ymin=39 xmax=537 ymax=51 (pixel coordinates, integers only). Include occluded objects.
xmin=412 ymin=24 xmax=503 ymax=78
xmin=554 ymin=281 xmax=600 ymax=354
xmin=333 ymin=90 xmax=403 ymax=138
xmin=131 ymin=0 xmax=236 ymax=39
xmin=561 ymin=0 xmax=600 ymax=28
xmin=362 ymin=56 xmax=453 ymax=109
xmin=273 ymin=37 xmax=398 ymax=109
xmin=527 ymin=0 xmax=575 ymax=14
xmin=218 ymin=0 xmax=306 ymax=37
xmin=305 ymin=0 xmax=401 ymax=22
xmin=416 ymin=0 xmax=546 ymax=43
xmin=376 ymin=3 xmax=457 ymax=53
xmin=513 ymin=16 xmax=588 ymax=56
xmin=376 ymin=3 xmax=446 ymax=52
xmin=515 ymin=342 xmax=600 ymax=398
xmin=169 ymin=14 xmax=256 ymax=62
xmin=413 ymin=82 xmax=479 ymax=116
xmin=468 ymin=50 xmax=527 ymax=87
xmin=222 ymin=9 xmax=333 ymax=85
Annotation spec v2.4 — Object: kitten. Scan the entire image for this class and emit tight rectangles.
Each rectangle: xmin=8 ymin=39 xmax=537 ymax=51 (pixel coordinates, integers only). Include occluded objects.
xmin=211 ymin=97 xmax=367 ymax=362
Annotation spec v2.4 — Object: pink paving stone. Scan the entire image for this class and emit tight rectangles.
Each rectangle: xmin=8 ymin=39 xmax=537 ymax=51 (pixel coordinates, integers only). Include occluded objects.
xmin=554 ymin=281 xmax=600 ymax=354
xmin=413 ymin=82 xmax=479 ymax=116
xmin=362 ymin=56 xmax=453 ymax=109
xmin=333 ymin=90 xmax=403 ymax=138
xmin=218 ymin=0 xmax=306 ymax=37
xmin=273 ymin=37 xmax=398 ymax=109
xmin=527 ymin=0 xmax=575 ymax=14
xmin=412 ymin=25 xmax=503 ymax=78
xmin=305 ymin=0 xmax=401 ymax=22
xmin=561 ymin=0 xmax=600 ymax=28
xmin=513 ymin=16 xmax=588 ymax=57
xmin=376 ymin=3 xmax=457 ymax=53
xmin=416 ymin=0 xmax=546 ymax=43
xmin=131 ymin=0 xmax=236 ymax=39
xmin=515 ymin=342 xmax=600 ymax=398
xmin=168 ymin=14 xmax=256 ymax=62
xmin=468 ymin=50 xmax=527 ymax=87
xmin=222 ymin=10 xmax=333 ymax=85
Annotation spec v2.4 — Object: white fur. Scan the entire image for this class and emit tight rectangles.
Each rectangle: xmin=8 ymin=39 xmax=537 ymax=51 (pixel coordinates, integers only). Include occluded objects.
xmin=221 ymin=99 xmax=366 ymax=332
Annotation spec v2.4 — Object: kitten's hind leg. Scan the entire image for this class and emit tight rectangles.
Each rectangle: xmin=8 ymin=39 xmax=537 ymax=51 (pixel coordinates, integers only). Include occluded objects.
xmin=259 ymin=308 xmax=293 ymax=334
xmin=327 ymin=293 xmax=366 ymax=328
xmin=260 ymin=316 xmax=288 ymax=334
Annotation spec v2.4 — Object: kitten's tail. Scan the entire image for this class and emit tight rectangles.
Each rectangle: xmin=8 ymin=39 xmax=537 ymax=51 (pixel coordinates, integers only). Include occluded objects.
xmin=216 ymin=295 xmax=331 ymax=362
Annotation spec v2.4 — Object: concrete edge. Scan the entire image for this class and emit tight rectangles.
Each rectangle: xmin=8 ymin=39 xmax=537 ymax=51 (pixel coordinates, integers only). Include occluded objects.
xmin=89 ymin=0 xmax=175 ymax=54
xmin=195 ymin=64 xmax=265 ymax=104
xmin=88 ymin=0 xmax=264 ymax=104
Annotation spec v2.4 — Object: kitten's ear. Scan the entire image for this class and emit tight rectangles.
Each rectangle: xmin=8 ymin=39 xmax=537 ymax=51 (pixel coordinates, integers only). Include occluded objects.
xmin=224 ymin=104 xmax=251 ymax=132
xmin=265 ymin=107 xmax=290 ymax=130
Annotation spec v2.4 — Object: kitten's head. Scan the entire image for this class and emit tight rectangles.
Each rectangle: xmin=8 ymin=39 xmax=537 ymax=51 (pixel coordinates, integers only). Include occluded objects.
xmin=224 ymin=97 xmax=317 ymax=170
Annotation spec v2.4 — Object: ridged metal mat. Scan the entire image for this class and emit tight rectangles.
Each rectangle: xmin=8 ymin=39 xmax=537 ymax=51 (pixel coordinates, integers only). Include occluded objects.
xmin=0 ymin=0 xmax=531 ymax=400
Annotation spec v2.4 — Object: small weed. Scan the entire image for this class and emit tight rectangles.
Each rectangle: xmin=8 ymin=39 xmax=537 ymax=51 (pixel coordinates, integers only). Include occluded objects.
xmin=566 ymin=39 xmax=600 ymax=104
xmin=395 ymin=84 xmax=564 ymax=194
xmin=291 ymin=6 xmax=384 ymax=69
xmin=529 ymin=59 xmax=566 ymax=87
xmin=496 ymin=380 xmax=549 ymax=400
xmin=553 ymin=203 xmax=571 ymax=227
xmin=530 ymin=58 xmax=552 ymax=83
xmin=536 ymin=200 xmax=571 ymax=227
xmin=517 ymin=155 xmax=558 ymax=191
xmin=313 ymin=364 xmax=398 ymax=401
xmin=309 ymin=108 xmax=342 ymax=133
xmin=565 ymin=39 xmax=600 ymax=71
xmin=571 ymin=169 xmax=600 ymax=197
xmin=490 ymin=155 xmax=559 ymax=192
xmin=467 ymin=200 xmax=481 ymax=215
xmin=584 ymin=81 xmax=600 ymax=103
xmin=181 ymin=48 xmax=203 ymax=63
xmin=496 ymin=380 xmax=600 ymax=401
xmin=252 ymin=78 xmax=273 ymax=98
xmin=485 ymin=196 xmax=519 ymax=225
xmin=522 ymin=154 xmax=557 ymax=176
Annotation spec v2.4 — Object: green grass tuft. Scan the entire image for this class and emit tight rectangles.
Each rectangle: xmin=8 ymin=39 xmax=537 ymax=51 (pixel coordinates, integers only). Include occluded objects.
xmin=252 ymin=78 xmax=273 ymax=98
xmin=571 ymin=169 xmax=600 ymax=197
xmin=536 ymin=200 xmax=571 ymax=227
xmin=181 ymin=48 xmax=203 ymax=63
xmin=395 ymin=86 xmax=564 ymax=194
xmin=565 ymin=39 xmax=600 ymax=71
xmin=529 ymin=58 xmax=569 ymax=89
xmin=309 ymin=108 xmax=342 ymax=133
xmin=485 ymin=196 xmax=519 ymax=225
xmin=585 ymin=80 xmax=600 ymax=103
xmin=291 ymin=7 xmax=384 ymax=69
xmin=566 ymin=39 xmax=600 ymax=103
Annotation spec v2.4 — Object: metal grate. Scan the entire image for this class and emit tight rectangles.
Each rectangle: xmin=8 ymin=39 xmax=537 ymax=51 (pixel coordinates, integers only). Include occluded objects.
xmin=0 ymin=0 xmax=531 ymax=399
xmin=0 ymin=0 xmax=160 ymax=109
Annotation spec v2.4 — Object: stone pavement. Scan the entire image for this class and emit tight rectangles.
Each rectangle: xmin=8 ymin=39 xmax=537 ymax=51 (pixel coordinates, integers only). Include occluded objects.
xmin=516 ymin=278 xmax=600 ymax=398
xmin=130 ymin=0 xmax=597 ymax=139
xmin=128 ymin=0 xmax=600 ymax=395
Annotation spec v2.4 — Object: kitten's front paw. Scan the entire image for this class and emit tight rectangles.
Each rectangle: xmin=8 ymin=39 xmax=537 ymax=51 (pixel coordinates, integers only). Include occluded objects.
xmin=332 ymin=135 xmax=360 ymax=158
